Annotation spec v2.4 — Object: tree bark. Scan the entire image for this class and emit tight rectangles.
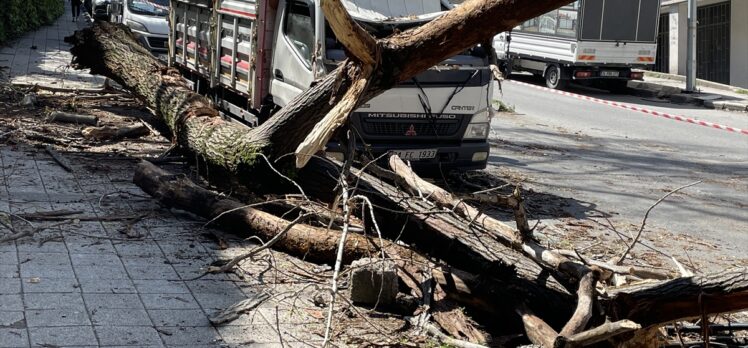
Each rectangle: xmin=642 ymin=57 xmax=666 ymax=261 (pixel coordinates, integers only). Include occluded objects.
xmin=603 ymin=268 xmax=748 ymax=328
xmin=133 ymin=160 xmax=420 ymax=264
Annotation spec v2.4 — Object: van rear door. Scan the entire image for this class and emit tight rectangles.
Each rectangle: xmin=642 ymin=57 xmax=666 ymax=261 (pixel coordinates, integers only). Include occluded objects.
xmin=580 ymin=0 xmax=660 ymax=43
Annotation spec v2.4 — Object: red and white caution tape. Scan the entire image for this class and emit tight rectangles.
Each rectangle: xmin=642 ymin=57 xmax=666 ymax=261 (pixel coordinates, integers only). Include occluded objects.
xmin=508 ymin=80 xmax=748 ymax=136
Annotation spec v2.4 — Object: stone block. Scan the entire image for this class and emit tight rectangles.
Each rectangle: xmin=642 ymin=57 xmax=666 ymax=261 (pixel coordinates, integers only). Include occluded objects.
xmin=349 ymin=258 xmax=398 ymax=306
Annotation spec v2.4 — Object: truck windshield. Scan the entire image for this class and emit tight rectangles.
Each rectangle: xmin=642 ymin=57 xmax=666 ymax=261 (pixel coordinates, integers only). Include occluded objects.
xmin=127 ymin=0 xmax=169 ymax=17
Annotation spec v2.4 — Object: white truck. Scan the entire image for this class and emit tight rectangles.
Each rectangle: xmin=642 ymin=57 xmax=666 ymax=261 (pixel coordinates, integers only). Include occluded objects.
xmin=166 ymin=0 xmax=494 ymax=171
xmin=494 ymin=0 xmax=661 ymax=90
xmin=106 ymin=0 xmax=170 ymax=55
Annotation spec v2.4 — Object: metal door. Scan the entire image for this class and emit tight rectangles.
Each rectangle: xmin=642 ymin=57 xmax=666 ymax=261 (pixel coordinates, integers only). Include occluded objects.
xmin=697 ymin=1 xmax=730 ymax=84
xmin=654 ymin=13 xmax=669 ymax=73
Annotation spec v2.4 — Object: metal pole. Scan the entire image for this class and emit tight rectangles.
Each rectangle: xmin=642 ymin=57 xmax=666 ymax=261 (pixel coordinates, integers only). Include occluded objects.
xmin=686 ymin=0 xmax=697 ymax=92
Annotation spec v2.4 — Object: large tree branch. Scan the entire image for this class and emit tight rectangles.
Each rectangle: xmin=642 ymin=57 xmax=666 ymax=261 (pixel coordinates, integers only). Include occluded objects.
xmin=604 ymin=267 xmax=748 ymax=328
xmin=383 ymin=0 xmax=575 ymax=82
xmin=320 ymin=0 xmax=378 ymax=65
xmin=295 ymin=65 xmax=373 ymax=168
xmin=389 ymin=154 xmax=589 ymax=280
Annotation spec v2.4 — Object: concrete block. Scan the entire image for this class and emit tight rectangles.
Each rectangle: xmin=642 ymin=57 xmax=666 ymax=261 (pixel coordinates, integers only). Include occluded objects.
xmin=349 ymin=258 xmax=398 ymax=306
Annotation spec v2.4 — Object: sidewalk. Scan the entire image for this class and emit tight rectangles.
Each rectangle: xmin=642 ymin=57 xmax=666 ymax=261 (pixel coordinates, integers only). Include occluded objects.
xmin=628 ymin=72 xmax=748 ymax=112
xmin=0 ymin=146 xmax=324 ymax=347
xmin=0 ymin=2 xmax=105 ymax=89
xmin=0 ymin=5 xmax=327 ymax=347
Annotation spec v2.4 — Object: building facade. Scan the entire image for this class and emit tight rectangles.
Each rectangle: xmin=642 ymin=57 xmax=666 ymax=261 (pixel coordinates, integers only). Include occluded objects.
xmin=657 ymin=0 xmax=748 ymax=88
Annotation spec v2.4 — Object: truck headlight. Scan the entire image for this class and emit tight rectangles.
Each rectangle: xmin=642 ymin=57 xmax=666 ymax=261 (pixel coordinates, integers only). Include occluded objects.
xmin=463 ymin=123 xmax=489 ymax=139
xmin=126 ymin=20 xmax=149 ymax=33
xmin=468 ymin=108 xmax=492 ymax=123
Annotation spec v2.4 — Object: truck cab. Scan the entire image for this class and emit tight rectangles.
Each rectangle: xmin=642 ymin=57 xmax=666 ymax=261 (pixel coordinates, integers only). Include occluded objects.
xmin=169 ymin=0 xmax=493 ymax=172
xmin=109 ymin=0 xmax=170 ymax=55
xmin=271 ymin=0 xmax=493 ymax=171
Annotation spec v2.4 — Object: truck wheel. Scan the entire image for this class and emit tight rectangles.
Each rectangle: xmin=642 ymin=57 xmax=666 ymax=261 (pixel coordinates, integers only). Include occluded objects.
xmin=545 ymin=65 xmax=568 ymax=90
xmin=499 ymin=61 xmax=511 ymax=78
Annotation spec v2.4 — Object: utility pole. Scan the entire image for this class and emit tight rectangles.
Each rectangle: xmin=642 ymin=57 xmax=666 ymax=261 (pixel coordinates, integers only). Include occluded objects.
xmin=686 ymin=0 xmax=697 ymax=92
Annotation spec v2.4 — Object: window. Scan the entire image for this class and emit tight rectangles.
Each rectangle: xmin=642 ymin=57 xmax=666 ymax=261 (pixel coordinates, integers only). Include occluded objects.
xmin=516 ymin=0 xmax=579 ymax=38
xmin=557 ymin=7 xmax=578 ymax=38
xmin=284 ymin=1 xmax=314 ymax=66
xmin=127 ymin=0 xmax=169 ymax=17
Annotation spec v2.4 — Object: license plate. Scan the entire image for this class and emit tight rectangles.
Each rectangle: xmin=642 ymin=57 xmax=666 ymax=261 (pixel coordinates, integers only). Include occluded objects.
xmin=394 ymin=149 xmax=437 ymax=161
xmin=601 ymin=70 xmax=619 ymax=77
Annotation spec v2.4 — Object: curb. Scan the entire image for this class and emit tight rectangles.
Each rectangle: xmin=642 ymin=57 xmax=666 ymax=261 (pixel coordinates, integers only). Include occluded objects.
xmin=628 ymin=80 xmax=748 ymax=113
xmin=642 ymin=71 xmax=745 ymax=93
xmin=704 ymin=100 xmax=748 ymax=112
xmin=627 ymin=81 xmax=682 ymax=97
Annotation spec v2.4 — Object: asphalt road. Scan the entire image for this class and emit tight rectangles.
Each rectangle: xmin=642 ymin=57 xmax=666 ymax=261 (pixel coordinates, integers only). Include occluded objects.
xmin=488 ymin=74 xmax=748 ymax=262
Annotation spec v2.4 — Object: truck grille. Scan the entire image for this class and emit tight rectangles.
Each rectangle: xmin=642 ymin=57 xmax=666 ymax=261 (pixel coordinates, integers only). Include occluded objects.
xmin=147 ymin=37 xmax=168 ymax=50
xmin=361 ymin=120 xmax=461 ymax=137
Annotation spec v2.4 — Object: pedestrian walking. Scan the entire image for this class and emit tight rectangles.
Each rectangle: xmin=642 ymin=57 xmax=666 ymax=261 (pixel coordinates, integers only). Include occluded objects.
xmin=71 ymin=0 xmax=82 ymax=21
xmin=84 ymin=0 xmax=93 ymax=17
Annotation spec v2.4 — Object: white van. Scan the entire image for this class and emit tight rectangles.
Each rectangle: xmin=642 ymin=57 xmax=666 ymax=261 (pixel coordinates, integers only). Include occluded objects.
xmin=109 ymin=0 xmax=170 ymax=54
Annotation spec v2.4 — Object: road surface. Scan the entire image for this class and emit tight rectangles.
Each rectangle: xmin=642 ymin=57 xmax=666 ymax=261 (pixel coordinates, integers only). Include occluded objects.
xmin=488 ymin=74 xmax=748 ymax=264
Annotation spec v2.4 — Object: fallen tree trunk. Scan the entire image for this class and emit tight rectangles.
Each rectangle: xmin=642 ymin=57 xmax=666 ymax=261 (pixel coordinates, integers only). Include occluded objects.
xmin=134 ymin=160 xmax=416 ymax=264
xmin=68 ymin=0 xmax=576 ymax=171
xmin=133 ymin=160 xmax=505 ymax=345
xmin=296 ymin=157 xmax=576 ymax=326
xmin=68 ymin=3 xmax=748 ymax=345
xmin=134 ymin=159 xmax=570 ymax=327
xmin=389 ymin=155 xmax=589 ymax=280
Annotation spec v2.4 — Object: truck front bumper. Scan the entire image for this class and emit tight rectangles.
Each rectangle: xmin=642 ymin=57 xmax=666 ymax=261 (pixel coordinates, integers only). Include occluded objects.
xmin=327 ymin=141 xmax=490 ymax=174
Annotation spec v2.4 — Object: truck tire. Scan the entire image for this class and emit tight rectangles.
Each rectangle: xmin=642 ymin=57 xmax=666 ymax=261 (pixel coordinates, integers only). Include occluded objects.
xmin=545 ymin=65 xmax=568 ymax=90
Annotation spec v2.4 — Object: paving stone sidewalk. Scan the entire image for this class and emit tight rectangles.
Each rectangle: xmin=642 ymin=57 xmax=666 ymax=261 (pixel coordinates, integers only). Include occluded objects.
xmin=0 ymin=1 xmax=105 ymax=89
xmin=0 ymin=147 xmax=326 ymax=347
xmin=0 ymin=7 xmax=326 ymax=344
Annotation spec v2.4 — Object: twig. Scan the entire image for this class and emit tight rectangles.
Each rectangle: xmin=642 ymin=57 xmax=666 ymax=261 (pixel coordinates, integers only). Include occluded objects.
xmin=187 ymin=213 xmax=312 ymax=281
xmin=407 ymin=316 xmax=489 ymax=348
xmin=616 ymin=181 xmax=701 ymax=265
xmin=19 ymin=214 xmax=146 ymax=222
xmin=17 ymin=210 xmax=83 ymax=219
xmin=44 ymin=145 xmax=74 ymax=172
xmin=259 ymin=154 xmax=308 ymax=201
xmin=201 ymin=199 xmax=293 ymax=228
xmin=323 ymin=179 xmax=351 ymax=347
xmin=671 ymin=257 xmax=694 ymax=277
xmin=0 ymin=220 xmax=73 ymax=244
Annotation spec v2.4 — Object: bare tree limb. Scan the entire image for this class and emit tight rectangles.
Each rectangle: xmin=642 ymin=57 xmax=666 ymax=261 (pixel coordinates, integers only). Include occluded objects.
xmin=560 ymin=270 xmax=599 ymax=337
xmin=616 ymin=181 xmax=702 ymax=265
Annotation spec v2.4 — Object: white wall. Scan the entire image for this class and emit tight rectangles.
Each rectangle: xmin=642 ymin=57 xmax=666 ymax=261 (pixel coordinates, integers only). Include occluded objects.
xmin=667 ymin=5 xmax=680 ymax=74
xmin=730 ymin=0 xmax=748 ymax=88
